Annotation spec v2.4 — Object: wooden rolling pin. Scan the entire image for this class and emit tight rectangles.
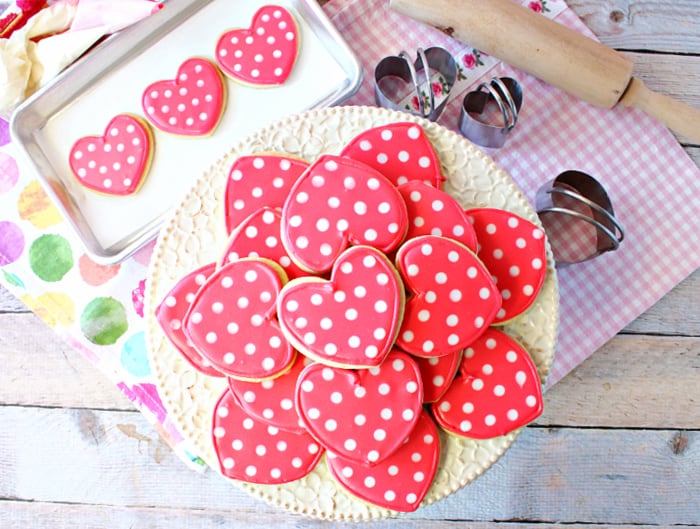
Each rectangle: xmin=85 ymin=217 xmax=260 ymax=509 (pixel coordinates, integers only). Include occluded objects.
xmin=390 ymin=0 xmax=700 ymax=143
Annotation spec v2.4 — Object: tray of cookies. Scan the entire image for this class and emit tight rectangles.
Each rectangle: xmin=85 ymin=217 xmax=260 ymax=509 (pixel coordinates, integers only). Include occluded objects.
xmin=10 ymin=0 xmax=362 ymax=264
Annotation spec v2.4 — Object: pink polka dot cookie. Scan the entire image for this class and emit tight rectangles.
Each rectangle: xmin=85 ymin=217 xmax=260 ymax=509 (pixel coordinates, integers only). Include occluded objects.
xmin=295 ymin=349 xmax=423 ymax=465
xmin=142 ymin=57 xmax=226 ymax=137
xmin=432 ymin=328 xmax=543 ymax=439
xmin=213 ymin=386 xmax=323 ymax=484
xmin=224 ymin=154 xmax=309 ymax=234
xmin=466 ymin=208 xmax=547 ymax=323
xmin=69 ymin=113 xmax=153 ymax=196
xmin=183 ymin=258 xmax=294 ymax=381
xmin=219 ymin=207 xmax=308 ymax=280
xmin=327 ymin=409 xmax=440 ymax=512
xmin=281 ymin=154 xmax=408 ymax=273
xmin=215 ymin=5 xmax=299 ymax=86
xmin=395 ymin=235 xmax=501 ymax=357
xmin=228 ymin=353 xmax=311 ymax=433
xmin=339 ymin=122 xmax=444 ymax=188
xmin=398 ymin=181 xmax=478 ymax=251
xmin=413 ymin=349 xmax=462 ymax=403
xmin=155 ymin=262 xmax=224 ymax=378
xmin=277 ymin=246 xmax=404 ymax=369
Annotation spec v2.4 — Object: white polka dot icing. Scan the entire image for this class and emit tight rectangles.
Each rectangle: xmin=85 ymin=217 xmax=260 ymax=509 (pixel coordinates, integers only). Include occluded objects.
xmin=215 ymin=5 xmax=299 ymax=86
xmin=277 ymin=246 xmax=404 ymax=368
xmin=412 ymin=349 xmax=462 ymax=403
xmin=183 ymin=258 xmax=294 ymax=381
xmin=395 ymin=235 xmax=501 ymax=357
xmin=431 ymin=328 xmax=543 ymax=439
xmin=339 ymin=122 xmax=444 ymax=188
xmin=68 ymin=113 xmax=153 ymax=196
xmin=155 ymin=262 xmax=224 ymax=377
xmin=141 ymin=57 xmax=225 ymax=136
xmin=295 ymin=350 xmax=423 ymax=465
xmin=397 ymin=181 xmax=478 ymax=250
xmin=224 ymin=154 xmax=309 ymax=234
xmin=281 ymin=154 xmax=408 ymax=273
xmin=212 ymin=387 xmax=323 ymax=484
xmin=326 ymin=409 xmax=440 ymax=512
xmin=466 ymin=208 xmax=547 ymax=323
xmin=228 ymin=353 xmax=311 ymax=432
xmin=220 ymin=207 xmax=308 ymax=280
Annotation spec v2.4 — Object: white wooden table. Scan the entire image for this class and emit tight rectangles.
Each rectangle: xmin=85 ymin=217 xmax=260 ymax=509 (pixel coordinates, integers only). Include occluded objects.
xmin=1 ymin=1 xmax=698 ymax=527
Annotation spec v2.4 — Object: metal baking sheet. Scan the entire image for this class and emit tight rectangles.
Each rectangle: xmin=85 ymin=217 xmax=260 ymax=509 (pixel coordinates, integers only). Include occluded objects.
xmin=10 ymin=0 xmax=362 ymax=264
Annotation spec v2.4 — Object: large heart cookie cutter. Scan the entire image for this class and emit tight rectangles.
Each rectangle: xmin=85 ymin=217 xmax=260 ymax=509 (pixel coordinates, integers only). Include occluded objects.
xmin=536 ymin=170 xmax=624 ymax=264
xmin=459 ymin=77 xmax=523 ymax=148
xmin=374 ymin=47 xmax=457 ymax=121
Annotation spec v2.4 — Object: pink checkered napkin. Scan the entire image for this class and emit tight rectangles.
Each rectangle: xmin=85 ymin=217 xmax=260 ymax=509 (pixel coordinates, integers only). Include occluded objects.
xmin=322 ymin=0 xmax=700 ymax=387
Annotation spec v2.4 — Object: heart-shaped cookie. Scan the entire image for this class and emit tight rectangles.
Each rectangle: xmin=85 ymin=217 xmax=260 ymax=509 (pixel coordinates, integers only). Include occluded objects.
xmin=339 ymin=122 xmax=444 ymax=188
xmin=413 ymin=349 xmax=462 ymax=403
xmin=155 ymin=262 xmax=224 ymax=378
xmin=228 ymin=353 xmax=311 ymax=433
xmin=212 ymin=387 xmax=323 ymax=484
xmin=278 ymin=246 xmax=404 ymax=368
xmin=397 ymin=181 xmax=477 ymax=250
xmin=466 ymin=208 xmax=547 ymax=323
xmin=327 ymin=409 xmax=440 ymax=512
xmin=395 ymin=235 xmax=501 ymax=357
xmin=183 ymin=258 xmax=294 ymax=381
xmin=295 ymin=350 xmax=423 ymax=465
xmin=69 ymin=113 xmax=153 ymax=196
xmin=142 ymin=57 xmax=226 ymax=136
xmin=281 ymin=154 xmax=408 ymax=273
xmin=432 ymin=328 xmax=543 ymax=439
xmin=215 ymin=5 xmax=299 ymax=86
xmin=224 ymin=154 xmax=309 ymax=234
xmin=219 ymin=207 xmax=308 ymax=280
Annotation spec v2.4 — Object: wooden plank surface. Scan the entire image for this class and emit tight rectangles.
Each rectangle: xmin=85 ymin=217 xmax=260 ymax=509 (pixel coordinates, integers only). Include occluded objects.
xmin=1 ymin=406 xmax=698 ymax=525
xmin=1 ymin=0 xmax=699 ymax=527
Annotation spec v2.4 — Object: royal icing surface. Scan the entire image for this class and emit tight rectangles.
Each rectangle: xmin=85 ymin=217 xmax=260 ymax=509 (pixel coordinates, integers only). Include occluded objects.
xmin=339 ymin=122 xmax=444 ymax=188
xmin=228 ymin=353 xmax=311 ymax=433
xmin=395 ymin=235 xmax=501 ymax=357
xmin=432 ymin=328 xmax=543 ymax=439
xmin=277 ymin=246 xmax=404 ymax=368
xmin=413 ymin=349 xmax=462 ymax=403
xmin=295 ymin=350 xmax=423 ymax=465
xmin=467 ymin=208 xmax=547 ymax=323
xmin=142 ymin=57 xmax=226 ymax=137
xmin=326 ymin=410 xmax=440 ymax=512
xmin=213 ymin=387 xmax=323 ymax=484
xmin=155 ymin=262 xmax=224 ymax=378
xmin=397 ymin=181 xmax=477 ymax=251
xmin=224 ymin=154 xmax=309 ymax=234
xmin=69 ymin=114 xmax=153 ymax=196
xmin=183 ymin=258 xmax=294 ymax=381
xmin=281 ymin=154 xmax=408 ymax=273
xmin=215 ymin=5 xmax=299 ymax=86
xmin=219 ymin=207 xmax=308 ymax=280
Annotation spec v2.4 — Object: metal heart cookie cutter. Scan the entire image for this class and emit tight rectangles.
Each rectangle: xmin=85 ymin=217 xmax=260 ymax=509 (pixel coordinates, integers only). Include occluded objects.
xmin=536 ymin=170 xmax=625 ymax=264
xmin=374 ymin=47 xmax=457 ymax=121
xmin=459 ymin=77 xmax=523 ymax=148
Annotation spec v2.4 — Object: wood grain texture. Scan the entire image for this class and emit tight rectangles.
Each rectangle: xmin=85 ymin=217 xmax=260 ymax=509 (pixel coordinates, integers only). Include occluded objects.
xmin=1 ymin=502 xmax=688 ymax=529
xmin=0 ymin=406 xmax=698 ymax=525
xmin=567 ymin=0 xmax=700 ymax=53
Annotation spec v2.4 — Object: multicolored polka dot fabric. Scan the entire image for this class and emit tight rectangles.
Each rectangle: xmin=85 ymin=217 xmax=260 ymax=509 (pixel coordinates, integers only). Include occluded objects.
xmin=0 ymin=116 xmax=203 ymax=469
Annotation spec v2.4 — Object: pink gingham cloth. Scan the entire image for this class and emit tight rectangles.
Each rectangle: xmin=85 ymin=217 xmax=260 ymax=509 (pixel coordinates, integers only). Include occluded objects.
xmin=321 ymin=0 xmax=700 ymax=386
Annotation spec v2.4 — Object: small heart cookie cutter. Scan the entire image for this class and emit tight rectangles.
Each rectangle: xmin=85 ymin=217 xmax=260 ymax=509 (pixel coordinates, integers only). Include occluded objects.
xmin=459 ymin=77 xmax=523 ymax=148
xmin=374 ymin=47 xmax=457 ymax=121
xmin=536 ymin=170 xmax=625 ymax=264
